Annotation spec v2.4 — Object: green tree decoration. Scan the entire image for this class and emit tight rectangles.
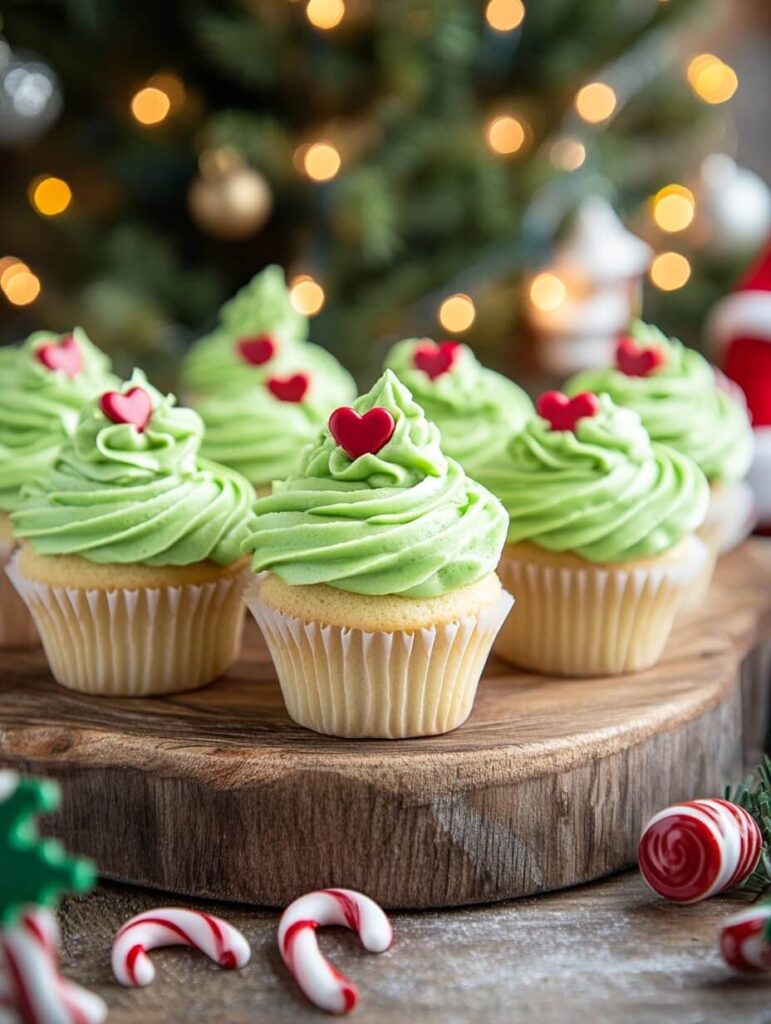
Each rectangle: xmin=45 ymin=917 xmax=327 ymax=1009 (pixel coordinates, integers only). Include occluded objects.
xmin=0 ymin=771 xmax=96 ymax=927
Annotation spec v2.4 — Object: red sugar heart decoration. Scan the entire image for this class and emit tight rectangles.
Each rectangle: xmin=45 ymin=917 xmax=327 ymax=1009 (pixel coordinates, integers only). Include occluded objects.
xmin=616 ymin=337 xmax=665 ymax=377
xmin=413 ymin=340 xmax=460 ymax=380
xmin=236 ymin=334 xmax=277 ymax=367
xmin=99 ymin=387 xmax=153 ymax=432
xmin=267 ymin=373 xmax=310 ymax=403
xmin=35 ymin=335 xmax=82 ymax=378
xmin=536 ymin=391 xmax=600 ymax=433
xmin=328 ymin=406 xmax=395 ymax=460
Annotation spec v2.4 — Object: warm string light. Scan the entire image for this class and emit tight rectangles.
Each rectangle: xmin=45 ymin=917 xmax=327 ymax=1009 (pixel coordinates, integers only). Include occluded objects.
xmin=301 ymin=141 xmax=342 ymax=181
xmin=529 ymin=272 xmax=566 ymax=311
xmin=486 ymin=114 xmax=527 ymax=156
xmin=306 ymin=0 xmax=345 ymax=30
xmin=438 ymin=294 xmax=476 ymax=333
xmin=290 ymin=275 xmax=325 ymax=315
xmin=649 ymin=252 xmax=691 ymax=291
xmin=0 ymin=259 xmax=40 ymax=305
xmin=651 ymin=184 xmax=695 ymax=233
xmin=29 ymin=176 xmax=72 ymax=217
xmin=575 ymin=82 xmax=617 ymax=124
xmin=485 ymin=0 xmax=525 ymax=32
xmin=550 ymin=137 xmax=586 ymax=172
xmin=687 ymin=54 xmax=738 ymax=104
xmin=129 ymin=72 xmax=185 ymax=127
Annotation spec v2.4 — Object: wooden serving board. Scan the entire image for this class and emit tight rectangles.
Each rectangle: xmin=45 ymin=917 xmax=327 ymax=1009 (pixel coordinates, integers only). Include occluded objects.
xmin=2 ymin=541 xmax=771 ymax=911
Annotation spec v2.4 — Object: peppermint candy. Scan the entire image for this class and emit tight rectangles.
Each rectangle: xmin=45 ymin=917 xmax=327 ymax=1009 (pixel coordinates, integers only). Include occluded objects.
xmin=278 ymin=889 xmax=393 ymax=1015
xmin=638 ymin=798 xmax=762 ymax=903
xmin=720 ymin=905 xmax=771 ymax=973
xmin=111 ymin=908 xmax=251 ymax=987
xmin=0 ymin=907 xmax=107 ymax=1024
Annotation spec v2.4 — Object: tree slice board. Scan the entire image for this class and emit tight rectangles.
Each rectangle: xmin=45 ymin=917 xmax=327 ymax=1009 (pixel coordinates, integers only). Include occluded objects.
xmin=1 ymin=541 xmax=770 ymax=910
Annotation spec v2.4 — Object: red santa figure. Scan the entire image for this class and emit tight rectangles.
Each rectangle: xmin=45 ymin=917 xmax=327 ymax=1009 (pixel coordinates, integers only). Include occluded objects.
xmin=707 ymin=244 xmax=771 ymax=530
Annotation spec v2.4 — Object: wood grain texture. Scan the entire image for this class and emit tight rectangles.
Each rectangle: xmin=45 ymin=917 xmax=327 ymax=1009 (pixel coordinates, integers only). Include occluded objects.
xmin=58 ymin=873 xmax=771 ymax=1024
xmin=1 ymin=540 xmax=770 ymax=909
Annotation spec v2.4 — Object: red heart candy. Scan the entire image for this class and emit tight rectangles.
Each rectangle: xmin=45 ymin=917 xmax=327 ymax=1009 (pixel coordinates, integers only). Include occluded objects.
xmin=236 ymin=334 xmax=277 ymax=366
xmin=99 ymin=387 xmax=153 ymax=432
xmin=35 ymin=334 xmax=82 ymax=378
xmin=328 ymin=406 xmax=396 ymax=460
xmin=616 ymin=337 xmax=665 ymax=377
xmin=536 ymin=391 xmax=600 ymax=432
xmin=267 ymin=373 xmax=309 ymax=403
xmin=413 ymin=340 xmax=460 ymax=380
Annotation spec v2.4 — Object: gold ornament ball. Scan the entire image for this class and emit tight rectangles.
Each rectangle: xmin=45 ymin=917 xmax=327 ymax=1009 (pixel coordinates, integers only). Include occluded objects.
xmin=188 ymin=148 xmax=272 ymax=240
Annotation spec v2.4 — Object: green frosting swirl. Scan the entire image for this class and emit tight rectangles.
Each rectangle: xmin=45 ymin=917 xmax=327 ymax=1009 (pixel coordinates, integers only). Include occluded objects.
xmin=567 ymin=321 xmax=753 ymax=483
xmin=0 ymin=328 xmax=116 ymax=512
xmin=478 ymin=393 xmax=709 ymax=562
xmin=243 ymin=369 xmax=508 ymax=597
xmin=197 ymin=366 xmax=355 ymax=487
xmin=12 ymin=372 xmax=255 ymax=566
xmin=384 ymin=339 xmax=533 ymax=475
xmin=180 ymin=265 xmax=354 ymax=398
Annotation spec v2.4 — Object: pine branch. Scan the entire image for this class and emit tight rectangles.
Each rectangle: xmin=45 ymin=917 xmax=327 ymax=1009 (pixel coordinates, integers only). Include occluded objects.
xmin=726 ymin=758 xmax=771 ymax=896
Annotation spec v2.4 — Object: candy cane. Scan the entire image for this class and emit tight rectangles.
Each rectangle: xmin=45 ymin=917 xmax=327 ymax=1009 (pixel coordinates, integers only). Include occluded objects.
xmin=111 ymin=908 xmax=251 ymax=987
xmin=277 ymin=889 xmax=393 ymax=1015
xmin=0 ymin=908 xmax=107 ymax=1024
xmin=638 ymin=798 xmax=762 ymax=903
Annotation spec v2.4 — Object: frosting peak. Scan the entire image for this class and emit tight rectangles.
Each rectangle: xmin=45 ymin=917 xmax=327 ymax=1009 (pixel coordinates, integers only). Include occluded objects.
xmin=0 ymin=328 xmax=116 ymax=512
xmin=478 ymin=393 xmax=709 ymax=562
xmin=383 ymin=338 xmax=533 ymax=476
xmin=567 ymin=321 xmax=754 ymax=483
xmin=243 ymin=370 xmax=508 ymax=597
xmin=12 ymin=371 xmax=254 ymax=566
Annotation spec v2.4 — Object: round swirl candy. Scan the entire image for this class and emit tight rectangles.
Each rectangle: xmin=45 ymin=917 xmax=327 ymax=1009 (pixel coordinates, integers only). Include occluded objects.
xmin=11 ymin=371 xmax=255 ymax=566
xmin=197 ymin=368 xmax=356 ymax=488
xmin=0 ymin=328 xmax=116 ymax=512
xmin=243 ymin=369 xmax=508 ymax=597
xmin=181 ymin=265 xmax=355 ymax=398
xmin=384 ymin=338 xmax=533 ymax=475
xmin=720 ymin=906 xmax=771 ymax=973
xmin=638 ymin=798 xmax=762 ymax=903
xmin=476 ymin=391 xmax=709 ymax=562
xmin=566 ymin=320 xmax=754 ymax=483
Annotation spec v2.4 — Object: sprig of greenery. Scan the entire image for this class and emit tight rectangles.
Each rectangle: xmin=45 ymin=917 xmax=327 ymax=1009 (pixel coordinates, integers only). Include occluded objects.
xmin=726 ymin=757 xmax=771 ymax=899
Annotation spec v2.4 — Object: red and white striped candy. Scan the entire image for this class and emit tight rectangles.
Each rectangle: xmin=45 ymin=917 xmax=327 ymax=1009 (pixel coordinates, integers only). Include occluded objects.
xmin=278 ymin=889 xmax=393 ymax=1015
xmin=0 ymin=907 xmax=107 ymax=1024
xmin=638 ymin=798 xmax=762 ymax=903
xmin=111 ymin=908 xmax=251 ymax=987
xmin=720 ymin=905 xmax=771 ymax=973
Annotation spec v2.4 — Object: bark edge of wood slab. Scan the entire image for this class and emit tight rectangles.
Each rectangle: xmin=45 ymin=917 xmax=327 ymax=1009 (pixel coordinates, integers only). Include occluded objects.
xmin=2 ymin=541 xmax=770 ymax=910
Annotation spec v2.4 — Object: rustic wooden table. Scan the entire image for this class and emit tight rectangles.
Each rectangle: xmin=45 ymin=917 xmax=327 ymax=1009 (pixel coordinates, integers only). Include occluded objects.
xmin=58 ymin=871 xmax=771 ymax=1024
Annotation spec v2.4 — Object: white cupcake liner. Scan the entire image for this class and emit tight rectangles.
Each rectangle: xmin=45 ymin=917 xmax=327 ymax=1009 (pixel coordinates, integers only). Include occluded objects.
xmin=6 ymin=551 xmax=248 ymax=696
xmin=0 ymin=540 xmax=39 ymax=649
xmin=495 ymin=535 xmax=709 ymax=676
xmin=245 ymin=583 xmax=514 ymax=739
xmin=700 ymin=479 xmax=757 ymax=556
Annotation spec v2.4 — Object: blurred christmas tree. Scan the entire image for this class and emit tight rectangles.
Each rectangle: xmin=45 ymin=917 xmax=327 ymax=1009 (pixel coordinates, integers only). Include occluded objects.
xmin=0 ymin=0 xmax=749 ymax=383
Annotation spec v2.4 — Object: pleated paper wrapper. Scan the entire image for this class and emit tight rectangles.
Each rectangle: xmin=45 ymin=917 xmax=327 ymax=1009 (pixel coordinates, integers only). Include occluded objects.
xmin=494 ymin=535 xmax=709 ymax=677
xmin=246 ymin=585 xmax=514 ymax=739
xmin=6 ymin=552 xmax=248 ymax=696
xmin=685 ymin=480 xmax=757 ymax=611
xmin=0 ymin=540 xmax=39 ymax=649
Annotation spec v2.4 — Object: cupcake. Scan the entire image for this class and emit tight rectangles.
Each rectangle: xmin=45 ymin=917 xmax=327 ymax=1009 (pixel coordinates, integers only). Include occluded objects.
xmin=0 ymin=328 xmax=116 ymax=648
xmin=196 ymin=368 xmax=356 ymax=494
xmin=242 ymin=369 xmax=512 ymax=739
xmin=180 ymin=264 xmax=355 ymax=401
xmin=383 ymin=338 xmax=533 ymax=477
xmin=482 ymin=390 xmax=709 ymax=676
xmin=566 ymin=321 xmax=755 ymax=557
xmin=8 ymin=372 xmax=254 ymax=696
